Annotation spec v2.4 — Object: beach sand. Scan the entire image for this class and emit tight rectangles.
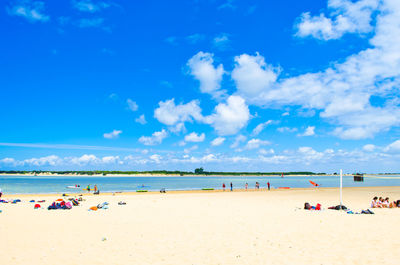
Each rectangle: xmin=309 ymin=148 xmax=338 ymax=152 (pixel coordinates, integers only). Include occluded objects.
xmin=1 ymin=186 xmax=399 ymax=265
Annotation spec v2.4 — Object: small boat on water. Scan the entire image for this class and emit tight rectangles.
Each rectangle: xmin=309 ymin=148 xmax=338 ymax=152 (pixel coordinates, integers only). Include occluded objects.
xmin=66 ymin=185 xmax=81 ymax=189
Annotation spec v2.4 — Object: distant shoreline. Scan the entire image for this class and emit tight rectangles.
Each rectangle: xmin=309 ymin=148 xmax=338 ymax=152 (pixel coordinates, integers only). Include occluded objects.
xmin=0 ymin=173 xmax=347 ymax=177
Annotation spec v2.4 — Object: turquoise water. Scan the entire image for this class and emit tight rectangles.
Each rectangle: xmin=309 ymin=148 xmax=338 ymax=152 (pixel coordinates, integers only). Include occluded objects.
xmin=0 ymin=175 xmax=399 ymax=194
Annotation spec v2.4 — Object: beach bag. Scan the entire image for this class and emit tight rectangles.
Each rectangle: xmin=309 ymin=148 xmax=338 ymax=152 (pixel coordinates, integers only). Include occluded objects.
xmin=304 ymin=202 xmax=311 ymax=210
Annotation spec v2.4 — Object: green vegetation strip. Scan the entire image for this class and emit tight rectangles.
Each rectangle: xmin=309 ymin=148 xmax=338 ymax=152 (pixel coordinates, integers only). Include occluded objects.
xmin=136 ymin=190 xmax=148 ymax=192
xmin=202 ymin=188 xmax=214 ymax=191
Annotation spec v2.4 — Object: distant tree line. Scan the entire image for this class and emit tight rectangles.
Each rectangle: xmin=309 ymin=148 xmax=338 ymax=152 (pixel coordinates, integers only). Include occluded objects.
xmin=0 ymin=169 xmax=326 ymax=176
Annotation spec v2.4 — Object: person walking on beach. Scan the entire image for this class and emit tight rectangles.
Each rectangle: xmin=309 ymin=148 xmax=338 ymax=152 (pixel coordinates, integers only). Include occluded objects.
xmin=222 ymin=183 xmax=226 ymax=191
xmin=245 ymin=183 xmax=248 ymax=190
xmin=230 ymin=182 xmax=233 ymax=191
xmin=267 ymin=181 xmax=270 ymax=191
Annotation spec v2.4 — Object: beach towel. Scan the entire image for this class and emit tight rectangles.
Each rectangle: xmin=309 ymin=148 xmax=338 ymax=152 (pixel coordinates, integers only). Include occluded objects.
xmin=328 ymin=205 xmax=347 ymax=210
xmin=89 ymin=206 xmax=98 ymax=211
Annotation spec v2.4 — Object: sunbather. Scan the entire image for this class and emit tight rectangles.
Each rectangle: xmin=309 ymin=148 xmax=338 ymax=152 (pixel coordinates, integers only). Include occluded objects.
xmin=371 ymin=197 xmax=379 ymax=208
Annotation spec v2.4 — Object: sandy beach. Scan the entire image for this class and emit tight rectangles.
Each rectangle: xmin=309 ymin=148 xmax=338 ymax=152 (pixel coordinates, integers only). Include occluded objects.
xmin=1 ymin=186 xmax=399 ymax=265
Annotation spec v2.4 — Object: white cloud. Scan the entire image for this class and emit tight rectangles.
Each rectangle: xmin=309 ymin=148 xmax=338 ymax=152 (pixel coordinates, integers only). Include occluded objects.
xmin=213 ymin=33 xmax=230 ymax=50
xmin=184 ymin=145 xmax=198 ymax=154
xmin=295 ymin=0 xmax=379 ymax=40
xmin=135 ymin=114 xmax=147 ymax=125
xmin=24 ymin=155 xmax=62 ymax=166
xmin=0 ymin=158 xmax=16 ymax=164
xmin=282 ymin=112 xmax=290 ymax=116
xmin=103 ymin=129 xmax=122 ymax=139
xmin=154 ymin=98 xmax=203 ymax=132
xmin=72 ymin=0 xmax=109 ymax=13
xmin=7 ymin=1 xmax=49 ymax=22
xmin=298 ymin=126 xmax=315 ymax=137
xmin=187 ymin=52 xmax=225 ymax=98
xmin=138 ymin=129 xmax=168 ymax=146
xmin=204 ymin=95 xmax=250 ymax=135
xmin=102 ymin=156 xmax=120 ymax=164
xmin=127 ymin=99 xmax=138 ymax=111
xmin=230 ymin=135 xmax=247 ymax=148
xmin=251 ymin=120 xmax=273 ymax=136
xmin=277 ymin=127 xmax=298 ymax=133
xmin=363 ymin=144 xmax=376 ymax=152
xmin=259 ymin=148 xmax=275 ymax=155
xmin=184 ymin=132 xmax=205 ymax=142
xmin=232 ymin=53 xmax=279 ymax=101
xmin=245 ymin=139 xmax=271 ymax=150
xmin=211 ymin=137 xmax=225 ymax=146
xmin=227 ymin=0 xmax=400 ymax=139
xmin=149 ymin=154 xmax=162 ymax=163
xmin=384 ymin=140 xmax=400 ymax=152
xmin=103 ymin=130 xmax=122 ymax=139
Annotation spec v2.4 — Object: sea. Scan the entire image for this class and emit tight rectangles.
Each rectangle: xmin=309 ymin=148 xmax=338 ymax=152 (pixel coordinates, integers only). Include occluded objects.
xmin=1 ymin=174 xmax=400 ymax=194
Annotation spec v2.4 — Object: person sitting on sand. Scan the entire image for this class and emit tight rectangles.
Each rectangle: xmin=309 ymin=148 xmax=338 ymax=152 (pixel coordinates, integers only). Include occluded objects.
xmin=382 ymin=197 xmax=390 ymax=208
xmin=371 ymin=197 xmax=379 ymax=208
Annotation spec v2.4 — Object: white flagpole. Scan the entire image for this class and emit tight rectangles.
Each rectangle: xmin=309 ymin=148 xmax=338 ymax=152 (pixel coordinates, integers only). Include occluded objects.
xmin=340 ymin=169 xmax=343 ymax=210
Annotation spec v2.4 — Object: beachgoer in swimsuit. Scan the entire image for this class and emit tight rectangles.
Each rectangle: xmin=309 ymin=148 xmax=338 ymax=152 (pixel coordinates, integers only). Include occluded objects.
xmin=267 ymin=182 xmax=270 ymax=191
xmin=230 ymin=182 xmax=233 ymax=191
xmin=87 ymin=185 xmax=90 ymax=193
xmin=371 ymin=197 xmax=379 ymax=208
xmin=222 ymin=183 xmax=226 ymax=191
xmin=245 ymin=183 xmax=248 ymax=190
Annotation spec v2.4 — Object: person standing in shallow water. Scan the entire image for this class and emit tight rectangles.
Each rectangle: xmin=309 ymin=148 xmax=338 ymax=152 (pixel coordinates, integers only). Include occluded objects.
xmin=230 ymin=182 xmax=233 ymax=191
xmin=86 ymin=184 xmax=90 ymax=193
xmin=267 ymin=181 xmax=270 ymax=191
xmin=94 ymin=185 xmax=98 ymax=193
xmin=245 ymin=183 xmax=248 ymax=190
xmin=222 ymin=183 xmax=226 ymax=191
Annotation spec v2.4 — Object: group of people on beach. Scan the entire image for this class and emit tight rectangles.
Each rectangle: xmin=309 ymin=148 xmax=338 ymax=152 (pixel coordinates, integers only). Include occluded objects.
xmin=222 ymin=182 xmax=271 ymax=191
xmin=371 ymin=196 xmax=400 ymax=208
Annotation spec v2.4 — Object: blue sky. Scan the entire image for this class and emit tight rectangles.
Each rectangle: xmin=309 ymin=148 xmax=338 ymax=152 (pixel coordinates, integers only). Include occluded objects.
xmin=1 ymin=0 xmax=400 ymax=173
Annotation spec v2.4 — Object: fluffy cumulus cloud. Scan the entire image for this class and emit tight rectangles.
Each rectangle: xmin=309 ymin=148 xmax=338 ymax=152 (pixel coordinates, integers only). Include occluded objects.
xmin=245 ymin=139 xmax=271 ymax=150
xmin=295 ymin=0 xmax=379 ymax=40
xmin=211 ymin=137 xmax=225 ymax=146
xmin=187 ymin=52 xmax=225 ymax=98
xmin=184 ymin=132 xmax=205 ymax=142
xmin=204 ymin=95 xmax=250 ymax=136
xmin=232 ymin=53 xmax=279 ymax=101
xmin=138 ymin=129 xmax=168 ymax=146
xmin=7 ymin=0 xmax=50 ymax=22
xmin=154 ymin=99 xmax=203 ymax=132
xmin=224 ymin=0 xmax=400 ymax=140
xmin=103 ymin=129 xmax=122 ymax=139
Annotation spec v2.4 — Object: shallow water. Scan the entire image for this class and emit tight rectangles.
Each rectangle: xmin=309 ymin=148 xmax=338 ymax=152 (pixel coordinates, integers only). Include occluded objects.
xmin=0 ymin=175 xmax=399 ymax=194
